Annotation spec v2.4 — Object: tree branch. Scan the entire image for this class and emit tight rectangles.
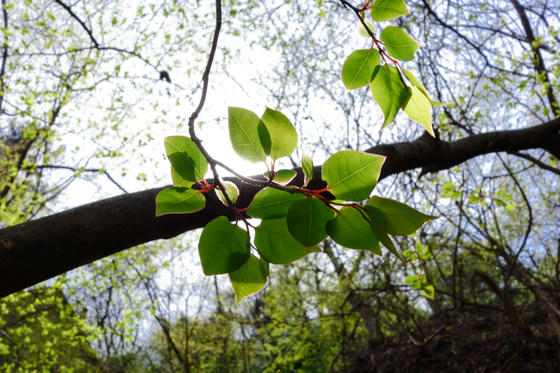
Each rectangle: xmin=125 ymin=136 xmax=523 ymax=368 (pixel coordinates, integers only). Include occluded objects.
xmin=0 ymin=117 xmax=558 ymax=297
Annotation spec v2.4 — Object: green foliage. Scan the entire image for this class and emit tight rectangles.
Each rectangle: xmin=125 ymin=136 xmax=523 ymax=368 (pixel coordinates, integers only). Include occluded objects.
xmin=154 ymin=0 xmax=440 ymax=302
xmin=198 ymin=216 xmax=250 ymax=275
xmin=371 ymin=0 xmax=409 ymax=22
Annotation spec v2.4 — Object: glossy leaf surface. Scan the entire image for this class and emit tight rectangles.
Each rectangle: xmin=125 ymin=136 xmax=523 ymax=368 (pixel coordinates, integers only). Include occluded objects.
xmin=322 ymin=150 xmax=385 ymax=201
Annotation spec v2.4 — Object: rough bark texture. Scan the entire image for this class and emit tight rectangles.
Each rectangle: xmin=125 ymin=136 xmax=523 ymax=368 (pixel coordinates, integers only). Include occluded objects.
xmin=0 ymin=118 xmax=558 ymax=297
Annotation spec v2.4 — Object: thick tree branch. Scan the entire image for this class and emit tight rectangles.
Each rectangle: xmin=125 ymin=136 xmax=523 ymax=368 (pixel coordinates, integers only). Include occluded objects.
xmin=0 ymin=118 xmax=558 ymax=297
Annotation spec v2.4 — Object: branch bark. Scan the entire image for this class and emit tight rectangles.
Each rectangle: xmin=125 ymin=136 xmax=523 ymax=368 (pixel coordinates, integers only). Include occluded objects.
xmin=0 ymin=118 xmax=558 ymax=297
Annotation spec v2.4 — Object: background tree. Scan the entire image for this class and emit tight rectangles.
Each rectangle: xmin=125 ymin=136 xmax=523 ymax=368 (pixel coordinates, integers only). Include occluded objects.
xmin=0 ymin=0 xmax=559 ymax=371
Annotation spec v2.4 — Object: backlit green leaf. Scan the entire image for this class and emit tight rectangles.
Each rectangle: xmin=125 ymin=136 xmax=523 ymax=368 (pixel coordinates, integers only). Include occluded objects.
xmin=164 ymin=136 xmax=208 ymax=185
xmin=403 ymin=69 xmax=445 ymax=106
xmin=255 ymin=218 xmax=320 ymax=264
xmin=365 ymin=196 xmax=436 ymax=235
xmin=216 ymin=181 xmax=239 ymax=205
xmin=405 ymin=274 xmax=422 ymax=289
xmin=264 ymin=169 xmax=297 ymax=185
xmin=259 ymin=108 xmax=298 ymax=160
xmin=403 ymin=86 xmax=434 ymax=136
xmin=228 ymin=107 xmax=268 ymax=162
xmin=379 ymin=26 xmax=419 ymax=61
xmin=247 ymin=187 xmax=304 ymax=219
xmin=371 ymin=0 xmax=409 ymax=22
xmin=155 ymin=187 xmax=205 ymax=216
xmin=286 ymin=197 xmax=335 ymax=246
xmin=198 ymin=216 xmax=250 ymax=275
xmin=326 ymin=206 xmax=381 ymax=254
xmin=341 ymin=49 xmax=381 ymax=90
xmin=421 ymin=284 xmax=435 ymax=299
xmin=302 ymin=154 xmax=314 ymax=186
xmin=369 ymin=220 xmax=404 ymax=263
xmin=358 ymin=19 xmax=375 ymax=37
xmin=370 ymin=65 xmax=410 ymax=127
xmin=322 ymin=150 xmax=386 ymax=201
xmin=229 ymin=255 xmax=268 ymax=303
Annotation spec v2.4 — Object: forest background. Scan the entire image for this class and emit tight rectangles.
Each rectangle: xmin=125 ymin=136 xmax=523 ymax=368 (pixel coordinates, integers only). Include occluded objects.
xmin=0 ymin=0 xmax=559 ymax=371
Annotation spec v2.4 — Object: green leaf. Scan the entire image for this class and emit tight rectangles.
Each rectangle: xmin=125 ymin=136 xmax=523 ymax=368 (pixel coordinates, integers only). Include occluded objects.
xmin=402 ymin=69 xmax=444 ymax=106
xmin=264 ymin=169 xmax=297 ymax=185
xmin=405 ymin=274 xmax=422 ymax=290
xmin=403 ymin=86 xmax=434 ymax=136
xmin=365 ymin=196 xmax=436 ymax=235
xmin=369 ymin=220 xmax=404 ymax=263
xmin=371 ymin=0 xmax=409 ymax=22
xmin=326 ymin=206 xmax=381 ymax=254
xmin=155 ymin=187 xmax=205 ymax=216
xmin=164 ymin=136 xmax=208 ymax=185
xmin=228 ymin=255 xmax=268 ymax=303
xmin=302 ymin=154 xmax=314 ymax=186
xmin=421 ymin=284 xmax=435 ymax=299
xmin=370 ymin=65 xmax=410 ymax=127
xmin=228 ymin=107 xmax=268 ymax=162
xmin=198 ymin=216 xmax=250 ymax=275
xmin=255 ymin=218 xmax=320 ymax=264
xmin=247 ymin=187 xmax=304 ymax=219
xmin=216 ymin=181 xmax=239 ymax=205
xmin=358 ymin=19 xmax=375 ymax=37
xmin=259 ymin=108 xmax=298 ymax=160
xmin=341 ymin=49 xmax=381 ymax=90
xmin=286 ymin=197 xmax=335 ymax=246
xmin=379 ymin=26 xmax=419 ymax=61
xmin=322 ymin=150 xmax=386 ymax=201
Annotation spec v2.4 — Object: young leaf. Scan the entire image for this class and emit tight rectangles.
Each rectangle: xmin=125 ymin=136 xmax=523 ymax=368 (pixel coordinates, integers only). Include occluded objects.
xmin=403 ymin=86 xmax=434 ymax=136
xmin=255 ymin=218 xmax=320 ymax=264
xmin=264 ymin=169 xmax=297 ymax=185
xmin=259 ymin=108 xmax=298 ymax=160
xmin=403 ymin=69 xmax=445 ymax=106
xmin=358 ymin=19 xmax=375 ymax=37
xmin=286 ymin=197 xmax=335 ymax=246
xmin=371 ymin=0 xmax=409 ymax=22
xmin=326 ymin=206 xmax=381 ymax=254
xmin=155 ymin=187 xmax=205 ymax=216
xmin=302 ymin=154 xmax=314 ymax=186
xmin=322 ymin=150 xmax=386 ymax=201
xmin=228 ymin=107 xmax=268 ymax=162
xmin=370 ymin=65 xmax=410 ymax=127
xmin=405 ymin=274 xmax=422 ymax=290
xmin=379 ymin=26 xmax=419 ymax=61
xmin=229 ymin=254 xmax=268 ymax=303
xmin=198 ymin=216 xmax=250 ymax=275
xmin=164 ymin=136 xmax=208 ymax=184
xmin=216 ymin=181 xmax=239 ymax=205
xmin=421 ymin=284 xmax=435 ymax=299
xmin=366 ymin=196 xmax=436 ymax=235
xmin=341 ymin=49 xmax=381 ymax=90
xmin=247 ymin=187 xmax=304 ymax=220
